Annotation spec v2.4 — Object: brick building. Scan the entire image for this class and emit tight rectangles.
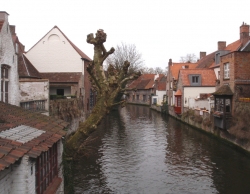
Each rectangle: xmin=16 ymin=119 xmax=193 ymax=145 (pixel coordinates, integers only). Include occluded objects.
xmin=126 ymin=74 xmax=155 ymax=106
xmin=213 ymin=22 xmax=250 ymax=129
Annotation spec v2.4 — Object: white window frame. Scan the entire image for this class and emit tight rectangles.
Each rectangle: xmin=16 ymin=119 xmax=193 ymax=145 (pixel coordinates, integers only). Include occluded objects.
xmin=224 ymin=63 xmax=230 ymax=79
xmin=1 ymin=65 xmax=10 ymax=103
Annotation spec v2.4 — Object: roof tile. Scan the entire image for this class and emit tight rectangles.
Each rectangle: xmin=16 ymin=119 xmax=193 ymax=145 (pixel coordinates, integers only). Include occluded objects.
xmin=0 ymin=102 xmax=69 ymax=171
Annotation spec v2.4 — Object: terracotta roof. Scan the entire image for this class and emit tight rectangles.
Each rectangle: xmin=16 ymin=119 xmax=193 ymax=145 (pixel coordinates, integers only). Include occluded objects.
xmin=0 ymin=102 xmax=68 ymax=171
xmin=170 ymin=63 xmax=198 ymax=80
xmin=175 ymin=89 xmax=182 ymax=95
xmin=157 ymin=82 xmax=166 ymax=91
xmin=26 ymin=26 xmax=92 ymax=61
xmin=128 ymin=74 xmax=155 ymax=89
xmin=196 ymin=51 xmax=216 ymax=68
xmin=225 ymin=39 xmax=241 ymax=52
xmin=156 ymin=74 xmax=166 ymax=91
xmin=179 ymin=69 xmax=216 ymax=86
xmin=213 ymin=85 xmax=233 ymax=95
xmin=40 ymin=72 xmax=82 ymax=83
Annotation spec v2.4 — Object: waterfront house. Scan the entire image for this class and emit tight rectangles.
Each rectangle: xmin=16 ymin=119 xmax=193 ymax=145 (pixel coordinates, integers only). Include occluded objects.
xmin=9 ymin=25 xmax=50 ymax=115
xmin=174 ymin=68 xmax=216 ymax=114
xmin=0 ymin=101 xmax=68 ymax=194
xmin=24 ymin=26 xmax=93 ymax=115
xmin=0 ymin=12 xmax=19 ymax=106
xmin=152 ymin=74 xmax=167 ymax=105
xmin=126 ymin=74 xmax=155 ymax=106
xmin=166 ymin=60 xmax=198 ymax=107
xmin=213 ymin=22 xmax=250 ymax=129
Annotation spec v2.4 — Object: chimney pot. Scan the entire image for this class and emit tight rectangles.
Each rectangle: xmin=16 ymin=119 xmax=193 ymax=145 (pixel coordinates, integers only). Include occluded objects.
xmin=240 ymin=22 xmax=250 ymax=46
xmin=218 ymin=41 xmax=226 ymax=50
xmin=200 ymin=52 xmax=206 ymax=59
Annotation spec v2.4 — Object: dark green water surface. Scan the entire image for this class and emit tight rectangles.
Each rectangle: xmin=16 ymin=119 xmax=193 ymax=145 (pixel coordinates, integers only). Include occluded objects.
xmin=73 ymin=105 xmax=250 ymax=194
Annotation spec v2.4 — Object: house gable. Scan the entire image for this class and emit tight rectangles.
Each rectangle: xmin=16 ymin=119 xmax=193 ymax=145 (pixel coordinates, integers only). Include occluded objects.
xmin=25 ymin=26 xmax=91 ymax=73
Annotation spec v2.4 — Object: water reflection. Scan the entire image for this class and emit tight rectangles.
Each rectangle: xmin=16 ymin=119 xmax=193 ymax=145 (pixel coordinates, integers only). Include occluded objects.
xmin=73 ymin=105 xmax=250 ymax=194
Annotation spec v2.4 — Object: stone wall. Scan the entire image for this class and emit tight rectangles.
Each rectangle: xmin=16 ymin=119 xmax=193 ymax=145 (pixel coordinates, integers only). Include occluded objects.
xmin=168 ymin=103 xmax=250 ymax=153
xmin=49 ymin=98 xmax=85 ymax=134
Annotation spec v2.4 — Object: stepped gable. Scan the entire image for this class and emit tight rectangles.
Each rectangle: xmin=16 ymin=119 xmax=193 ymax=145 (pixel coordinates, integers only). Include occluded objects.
xmin=0 ymin=102 xmax=68 ymax=171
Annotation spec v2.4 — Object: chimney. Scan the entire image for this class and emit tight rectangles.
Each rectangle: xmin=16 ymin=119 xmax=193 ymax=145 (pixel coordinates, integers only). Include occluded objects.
xmin=218 ymin=41 xmax=226 ymax=50
xmin=240 ymin=22 xmax=250 ymax=46
xmin=0 ymin=11 xmax=9 ymax=22
xmin=10 ymin=25 xmax=16 ymax=35
xmin=168 ymin=58 xmax=172 ymax=66
xmin=200 ymin=52 xmax=206 ymax=59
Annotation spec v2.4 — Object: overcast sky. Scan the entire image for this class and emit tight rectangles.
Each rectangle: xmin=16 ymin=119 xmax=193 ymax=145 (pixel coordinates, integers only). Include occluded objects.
xmin=2 ymin=0 xmax=250 ymax=70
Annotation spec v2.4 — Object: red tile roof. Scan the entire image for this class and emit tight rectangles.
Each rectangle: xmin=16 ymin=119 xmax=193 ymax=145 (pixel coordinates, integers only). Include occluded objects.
xmin=0 ymin=102 xmax=68 ymax=171
xmin=196 ymin=51 xmax=216 ymax=69
xmin=156 ymin=74 xmax=166 ymax=91
xmin=128 ymin=74 xmax=155 ymax=89
xmin=179 ymin=69 xmax=216 ymax=86
xmin=26 ymin=26 xmax=92 ymax=61
xmin=170 ymin=63 xmax=198 ymax=80
xmin=225 ymin=39 xmax=241 ymax=52
xmin=40 ymin=72 xmax=82 ymax=83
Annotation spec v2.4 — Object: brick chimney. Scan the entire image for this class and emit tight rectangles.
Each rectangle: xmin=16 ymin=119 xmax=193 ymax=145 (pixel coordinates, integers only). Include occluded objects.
xmin=240 ymin=22 xmax=250 ymax=46
xmin=218 ymin=41 xmax=226 ymax=50
xmin=200 ymin=52 xmax=206 ymax=59
xmin=0 ymin=11 xmax=9 ymax=22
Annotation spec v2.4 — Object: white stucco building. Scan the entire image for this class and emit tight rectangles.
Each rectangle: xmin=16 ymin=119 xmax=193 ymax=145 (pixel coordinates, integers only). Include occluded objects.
xmin=25 ymin=26 xmax=91 ymax=99
xmin=0 ymin=11 xmax=19 ymax=106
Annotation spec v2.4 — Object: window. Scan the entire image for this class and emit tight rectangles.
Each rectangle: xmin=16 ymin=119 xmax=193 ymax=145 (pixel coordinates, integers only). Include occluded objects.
xmin=224 ymin=63 xmax=230 ymax=79
xmin=143 ymin=95 xmax=146 ymax=102
xmin=1 ymin=65 xmax=10 ymax=103
xmin=136 ymin=95 xmax=139 ymax=100
xmin=36 ymin=143 xmax=58 ymax=194
xmin=56 ymin=89 xmax=64 ymax=96
xmin=192 ymin=76 xmax=199 ymax=83
xmin=189 ymin=74 xmax=201 ymax=86
xmin=225 ymin=99 xmax=231 ymax=112
xmin=132 ymin=95 xmax=135 ymax=101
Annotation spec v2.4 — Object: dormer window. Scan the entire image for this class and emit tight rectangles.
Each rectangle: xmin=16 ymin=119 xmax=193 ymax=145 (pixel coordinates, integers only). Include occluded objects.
xmin=189 ymin=74 xmax=201 ymax=86
xmin=224 ymin=63 xmax=230 ymax=79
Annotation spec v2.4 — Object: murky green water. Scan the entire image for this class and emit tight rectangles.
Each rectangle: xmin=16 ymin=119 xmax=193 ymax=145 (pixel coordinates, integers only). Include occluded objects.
xmin=72 ymin=105 xmax=250 ymax=194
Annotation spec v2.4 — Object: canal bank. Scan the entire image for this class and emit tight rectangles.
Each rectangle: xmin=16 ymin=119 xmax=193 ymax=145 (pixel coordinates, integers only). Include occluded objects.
xmin=165 ymin=104 xmax=250 ymax=155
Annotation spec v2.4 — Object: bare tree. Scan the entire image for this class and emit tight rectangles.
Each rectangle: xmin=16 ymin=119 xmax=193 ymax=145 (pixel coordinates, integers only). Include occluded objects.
xmin=66 ymin=30 xmax=141 ymax=156
xmin=106 ymin=42 xmax=145 ymax=74
xmin=141 ymin=66 xmax=167 ymax=74
xmin=180 ymin=53 xmax=197 ymax=63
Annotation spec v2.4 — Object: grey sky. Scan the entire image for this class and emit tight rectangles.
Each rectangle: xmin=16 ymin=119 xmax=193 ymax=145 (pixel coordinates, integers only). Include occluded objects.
xmin=2 ymin=0 xmax=250 ymax=70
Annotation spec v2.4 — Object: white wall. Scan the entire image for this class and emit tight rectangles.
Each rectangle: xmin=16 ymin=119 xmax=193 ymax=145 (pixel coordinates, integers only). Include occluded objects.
xmin=0 ymin=13 xmax=20 ymax=106
xmin=184 ymin=87 xmax=215 ymax=109
xmin=56 ymin=139 xmax=64 ymax=194
xmin=214 ymin=67 xmax=220 ymax=79
xmin=25 ymin=27 xmax=84 ymax=73
xmin=156 ymin=90 xmax=166 ymax=105
xmin=0 ymin=155 xmax=36 ymax=194
xmin=19 ymin=79 xmax=49 ymax=110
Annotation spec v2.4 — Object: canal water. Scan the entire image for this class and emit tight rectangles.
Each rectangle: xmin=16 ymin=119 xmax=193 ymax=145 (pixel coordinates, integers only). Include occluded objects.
xmin=72 ymin=105 xmax=250 ymax=194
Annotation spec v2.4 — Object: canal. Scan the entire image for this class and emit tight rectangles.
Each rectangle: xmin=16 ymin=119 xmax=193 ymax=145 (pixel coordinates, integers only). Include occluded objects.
xmin=72 ymin=105 xmax=250 ymax=194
